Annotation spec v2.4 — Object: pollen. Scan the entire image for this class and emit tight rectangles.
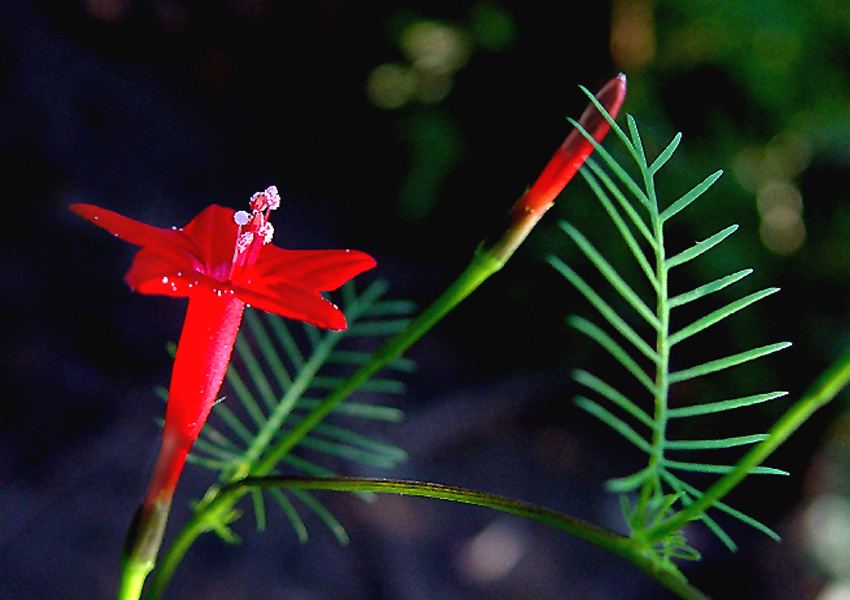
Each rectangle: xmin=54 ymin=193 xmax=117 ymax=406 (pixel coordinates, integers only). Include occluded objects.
xmin=250 ymin=185 xmax=281 ymax=212
xmin=234 ymin=210 xmax=251 ymax=226
xmin=236 ymin=232 xmax=255 ymax=254
xmin=264 ymin=186 xmax=281 ymax=210
xmin=255 ymin=221 xmax=274 ymax=245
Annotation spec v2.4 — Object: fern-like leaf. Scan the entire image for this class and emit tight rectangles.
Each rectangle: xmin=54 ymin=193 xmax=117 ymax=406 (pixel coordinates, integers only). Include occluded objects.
xmin=549 ymin=89 xmax=790 ymax=553
xmin=185 ymin=280 xmax=414 ymax=541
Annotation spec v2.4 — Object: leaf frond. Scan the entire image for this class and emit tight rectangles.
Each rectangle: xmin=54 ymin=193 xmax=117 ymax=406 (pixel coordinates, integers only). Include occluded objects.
xmin=649 ymin=132 xmax=682 ymax=174
xmin=290 ymin=489 xmax=350 ymax=545
xmin=661 ymin=471 xmax=781 ymax=542
xmin=560 ymin=222 xmax=659 ymax=329
xmin=583 ymin=157 xmax=657 ymax=251
xmin=665 ymin=434 xmax=768 ymax=451
xmin=186 ymin=280 xmax=412 ymax=541
xmin=606 ymin=467 xmax=653 ymax=493
xmin=551 ymin=96 xmax=789 ymax=557
xmin=575 ymin=397 xmax=653 ymax=453
xmin=661 ymin=459 xmax=787 ymax=476
xmin=659 ymin=170 xmax=724 ymax=223
xmin=568 ymin=117 xmax=651 ymax=210
xmin=573 ymin=369 xmax=654 ymax=427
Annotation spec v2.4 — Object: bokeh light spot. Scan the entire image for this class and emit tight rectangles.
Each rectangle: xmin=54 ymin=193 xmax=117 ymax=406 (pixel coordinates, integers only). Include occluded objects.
xmin=366 ymin=63 xmax=418 ymax=110
xmin=400 ymin=20 xmax=472 ymax=75
xmin=457 ymin=521 xmax=526 ymax=583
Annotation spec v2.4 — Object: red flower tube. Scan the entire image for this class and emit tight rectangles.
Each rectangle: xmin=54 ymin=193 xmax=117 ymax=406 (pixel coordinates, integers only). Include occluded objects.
xmin=70 ymin=187 xmax=375 ymax=575
xmin=485 ymin=74 xmax=627 ymax=263
xmin=516 ymin=73 xmax=627 ymax=217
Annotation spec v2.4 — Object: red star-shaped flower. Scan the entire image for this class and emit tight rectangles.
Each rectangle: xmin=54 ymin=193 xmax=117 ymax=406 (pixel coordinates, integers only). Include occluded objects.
xmin=70 ymin=187 xmax=375 ymax=507
xmin=70 ymin=187 xmax=374 ymax=331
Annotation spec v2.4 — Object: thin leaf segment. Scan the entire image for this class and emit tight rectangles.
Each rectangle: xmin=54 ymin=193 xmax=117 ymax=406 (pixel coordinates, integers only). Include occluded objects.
xmin=549 ymin=95 xmax=790 ymax=552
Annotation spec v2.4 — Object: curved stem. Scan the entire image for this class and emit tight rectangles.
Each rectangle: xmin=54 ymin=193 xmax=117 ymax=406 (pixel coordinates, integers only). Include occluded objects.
xmin=142 ymin=77 xmax=628 ymax=599
xmin=228 ymin=476 xmax=715 ymax=600
xmin=253 ymin=249 xmax=503 ymax=477
xmin=144 ymin=250 xmax=505 ymax=600
xmin=142 ymin=485 xmax=242 ymax=600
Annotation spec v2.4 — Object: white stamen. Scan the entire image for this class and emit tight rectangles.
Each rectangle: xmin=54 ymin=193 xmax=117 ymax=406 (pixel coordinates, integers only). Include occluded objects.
xmin=234 ymin=210 xmax=251 ymax=226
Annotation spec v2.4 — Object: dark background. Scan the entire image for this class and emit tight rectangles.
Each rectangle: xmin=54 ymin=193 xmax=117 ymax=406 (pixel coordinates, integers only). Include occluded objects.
xmin=2 ymin=0 xmax=850 ymax=599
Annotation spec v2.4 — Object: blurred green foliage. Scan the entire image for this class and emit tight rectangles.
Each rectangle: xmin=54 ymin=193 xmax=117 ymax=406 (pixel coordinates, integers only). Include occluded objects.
xmin=365 ymin=0 xmax=850 ymax=393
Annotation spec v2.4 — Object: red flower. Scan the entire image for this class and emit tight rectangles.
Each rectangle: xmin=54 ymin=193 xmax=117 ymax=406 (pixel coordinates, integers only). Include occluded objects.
xmin=70 ymin=187 xmax=375 ymax=505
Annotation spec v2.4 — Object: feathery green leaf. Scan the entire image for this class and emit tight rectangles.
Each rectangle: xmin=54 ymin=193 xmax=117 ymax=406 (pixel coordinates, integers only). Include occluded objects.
xmin=560 ymin=222 xmax=659 ymax=329
xmin=191 ymin=280 xmax=412 ymax=541
xmin=552 ymin=93 xmax=789 ymax=556
xmin=570 ymin=317 xmax=656 ymax=393
xmin=649 ymin=133 xmax=683 ymax=174
xmin=549 ymin=256 xmax=660 ymax=363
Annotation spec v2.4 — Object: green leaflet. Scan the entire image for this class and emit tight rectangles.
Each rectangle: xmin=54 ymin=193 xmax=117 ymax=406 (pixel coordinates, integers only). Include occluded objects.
xmin=550 ymin=95 xmax=790 ymax=556
xmin=188 ymin=280 xmax=414 ymax=541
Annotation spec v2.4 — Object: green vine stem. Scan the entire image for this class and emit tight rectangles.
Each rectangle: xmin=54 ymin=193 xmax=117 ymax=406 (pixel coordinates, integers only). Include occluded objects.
xmin=647 ymin=342 xmax=850 ymax=545
xmin=227 ymin=475 xmax=714 ymax=600
xmin=142 ymin=77 xmax=627 ymax=600
xmin=145 ymin=245 xmax=507 ymax=600
xmin=145 ymin=323 xmax=850 ymax=600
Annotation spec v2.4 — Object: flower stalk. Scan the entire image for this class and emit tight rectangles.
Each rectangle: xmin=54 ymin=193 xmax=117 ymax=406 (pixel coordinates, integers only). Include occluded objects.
xmin=71 ymin=187 xmax=375 ymax=600
xmin=143 ymin=74 xmax=627 ymax=600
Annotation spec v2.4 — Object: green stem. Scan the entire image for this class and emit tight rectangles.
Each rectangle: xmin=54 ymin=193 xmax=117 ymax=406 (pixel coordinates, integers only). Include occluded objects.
xmin=117 ymin=563 xmax=149 ymax=600
xmin=139 ymin=78 xmax=628 ymax=598
xmin=228 ymin=476 xmax=715 ymax=600
xmin=144 ymin=245 xmax=512 ymax=599
xmin=640 ymin=152 xmax=669 ymax=517
xmin=118 ymin=499 xmax=171 ymax=600
xmin=254 ymin=248 xmax=503 ymax=476
xmin=647 ymin=342 xmax=850 ymax=544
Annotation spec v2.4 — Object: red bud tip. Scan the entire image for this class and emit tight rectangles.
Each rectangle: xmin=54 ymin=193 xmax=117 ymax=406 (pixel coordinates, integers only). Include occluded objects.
xmin=516 ymin=74 xmax=628 ymax=218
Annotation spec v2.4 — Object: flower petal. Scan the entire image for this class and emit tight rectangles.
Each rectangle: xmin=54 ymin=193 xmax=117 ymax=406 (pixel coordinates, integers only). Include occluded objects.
xmin=69 ymin=203 xmax=185 ymax=248
xmin=71 ymin=200 xmax=374 ymax=330
xmin=252 ymin=247 xmax=377 ymax=291
xmin=235 ymin=281 xmax=348 ymax=330
xmin=179 ymin=205 xmax=240 ymax=280
xmin=125 ymin=246 xmax=198 ymax=296
xmin=127 ymin=247 xmax=238 ymax=298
